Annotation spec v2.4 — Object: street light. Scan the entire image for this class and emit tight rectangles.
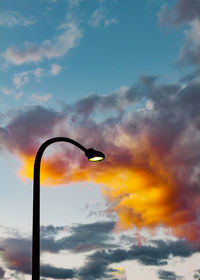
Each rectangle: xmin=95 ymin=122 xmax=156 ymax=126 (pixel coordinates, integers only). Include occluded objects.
xmin=32 ymin=137 xmax=105 ymax=280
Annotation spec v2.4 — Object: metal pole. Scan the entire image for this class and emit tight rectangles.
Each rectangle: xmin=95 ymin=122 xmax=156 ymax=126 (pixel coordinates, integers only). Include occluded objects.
xmin=32 ymin=137 xmax=87 ymax=280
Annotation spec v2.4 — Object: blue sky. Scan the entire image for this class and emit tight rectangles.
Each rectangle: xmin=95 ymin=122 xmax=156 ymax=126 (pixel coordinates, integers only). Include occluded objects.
xmin=1 ymin=0 xmax=200 ymax=279
xmin=0 ymin=0 xmax=185 ymax=110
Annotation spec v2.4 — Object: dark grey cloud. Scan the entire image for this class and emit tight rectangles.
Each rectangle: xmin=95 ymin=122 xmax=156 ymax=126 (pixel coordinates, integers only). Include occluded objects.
xmin=193 ymin=269 xmax=200 ymax=279
xmin=40 ymin=264 xmax=75 ymax=279
xmin=66 ymin=221 xmax=116 ymax=252
xmin=0 ymin=237 xmax=31 ymax=274
xmin=0 ymin=267 xmax=5 ymax=278
xmin=41 ymin=221 xmax=116 ymax=253
xmin=40 ymin=225 xmax=65 ymax=238
xmin=158 ymin=0 xmax=200 ymax=27
xmin=0 ymin=221 xmax=116 ymax=278
xmin=158 ymin=270 xmax=183 ymax=280
xmin=179 ymin=69 xmax=200 ymax=83
xmin=0 ymin=236 xmax=76 ymax=279
xmin=78 ymin=255 xmax=109 ymax=280
xmin=0 ymin=224 xmax=199 ymax=280
xmin=98 ymin=239 xmax=194 ymax=265
xmin=77 ymin=239 xmax=197 ymax=280
xmin=139 ymin=75 xmax=160 ymax=86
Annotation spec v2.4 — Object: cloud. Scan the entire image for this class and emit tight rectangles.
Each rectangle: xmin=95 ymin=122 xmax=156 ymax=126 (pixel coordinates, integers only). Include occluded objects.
xmin=12 ymin=65 xmax=61 ymax=90
xmin=40 ymin=221 xmax=116 ymax=253
xmin=3 ymin=21 xmax=82 ymax=65
xmin=0 ymin=235 xmax=75 ymax=278
xmin=67 ymin=0 xmax=81 ymax=8
xmin=40 ymin=265 xmax=75 ymax=279
xmin=177 ymin=19 xmax=200 ymax=67
xmin=158 ymin=270 xmax=183 ymax=280
xmin=40 ymin=225 xmax=65 ymax=238
xmin=89 ymin=7 xmax=117 ymax=28
xmin=158 ymin=0 xmax=200 ymax=27
xmin=194 ymin=269 xmax=200 ymax=279
xmin=0 ymin=224 xmax=199 ymax=279
xmin=13 ymin=71 xmax=30 ymax=88
xmin=63 ymin=221 xmax=116 ymax=252
xmin=33 ymin=67 xmax=44 ymax=79
xmin=0 ymin=237 xmax=31 ymax=274
xmin=0 ymin=221 xmax=115 ymax=260
xmin=1 ymin=76 xmax=200 ymax=243
xmin=30 ymin=93 xmax=52 ymax=104
xmin=0 ymin=267 xmax=5 ymax=278
xmin=70 ymin=85 xmax=132 ymax=118
xmin=83 ymin=201 xmax=112 ymax=219
xmin=1 ymin=87 xmax=24 ymax=100
xmin=1 ymin=87 xmax=15 ymax=96
xmin=88 ymin=1 xmax=117 ymax=28
xmin=0 ymin=222 xmax=116 ymax=278
xmin=13 ymin=67 xmax=44 ymax=89
xmin=0 ymin=11 xmax=34 ymax=27
xmin=13 ymin=68 xmax=44 ymax=88
xmin=0 ymin=105 xmax=65 ymax=154
xmin=77 ymin=239 xmax=196 ymax=280
xmin=50 ymin=63 xmax=62 ymax=76
xmin=109 ymin=267 xmax=127 ymax=280
xmin=157 ymin=1 xmax=200 ymax=69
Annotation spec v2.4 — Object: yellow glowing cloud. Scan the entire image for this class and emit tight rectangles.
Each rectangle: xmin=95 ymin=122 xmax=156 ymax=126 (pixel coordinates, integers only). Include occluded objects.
xmin=110 ymin=267 xmax=125 ymax=276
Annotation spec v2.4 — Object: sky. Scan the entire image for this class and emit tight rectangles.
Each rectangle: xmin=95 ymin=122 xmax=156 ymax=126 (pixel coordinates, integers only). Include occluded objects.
xmin=0 ymin=0 xmax=200 ymax=279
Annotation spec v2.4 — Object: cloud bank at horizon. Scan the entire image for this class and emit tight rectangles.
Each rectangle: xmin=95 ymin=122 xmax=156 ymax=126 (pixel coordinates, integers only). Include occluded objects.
xmin=0 ymin=222 xmax=198 ymax=279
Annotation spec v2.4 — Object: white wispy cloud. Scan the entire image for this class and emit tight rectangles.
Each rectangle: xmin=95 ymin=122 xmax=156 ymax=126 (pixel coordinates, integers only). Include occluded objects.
xmin=50 ymin=63 xmax=62 ymax=76
xmin=89 ymin=6 xmax=117 ymax=28
xmin=1 ymin=87 xmax=13 ymax=96
xmin=30 ymin=93 xmax=52 ymax=104
xmin=67 ymin=0 xmax=81 ymax=8
xmin=0 ymin=11 xmax=34 ymax=27
xmin=33 ymin=68 xmax=44 ymax=79
xmin=1 ymin=87 xmax=24 ymax=99
xmin=3 ymin=21 xmax=82 ymax=65
xmin=12 ymin=65 xmax=61 ymax=89
xmin=13 ymin=68 xmax=44 ymax=88
xmin=13 ymin=71 xmax=30 ymax=88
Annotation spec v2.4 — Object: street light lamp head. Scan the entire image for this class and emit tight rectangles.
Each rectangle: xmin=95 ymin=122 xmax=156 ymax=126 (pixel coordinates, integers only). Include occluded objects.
xmin=85 ymin=148 xmax=105 ymax=162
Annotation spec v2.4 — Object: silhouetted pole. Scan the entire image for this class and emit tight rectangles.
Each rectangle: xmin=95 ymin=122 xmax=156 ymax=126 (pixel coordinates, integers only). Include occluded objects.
xmin=32 ymin=137 xmax=105 ymax=280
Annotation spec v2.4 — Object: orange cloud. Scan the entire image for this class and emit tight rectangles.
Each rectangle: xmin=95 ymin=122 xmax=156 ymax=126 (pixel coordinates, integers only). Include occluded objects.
xmin=16 ymin=132 xmax=199 ymax=243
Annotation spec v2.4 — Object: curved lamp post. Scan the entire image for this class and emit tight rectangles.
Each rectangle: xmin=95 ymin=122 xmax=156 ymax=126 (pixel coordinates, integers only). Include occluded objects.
xmin=32 ymin=137 xmax=105 ymax=280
